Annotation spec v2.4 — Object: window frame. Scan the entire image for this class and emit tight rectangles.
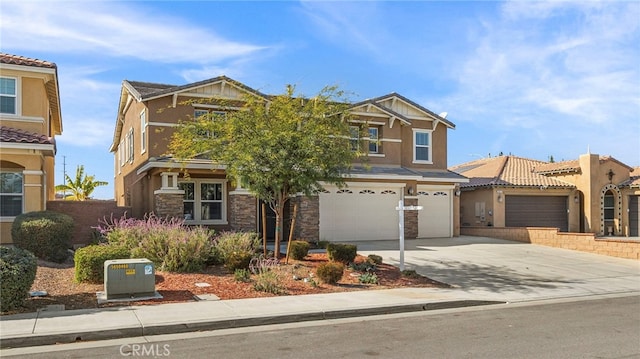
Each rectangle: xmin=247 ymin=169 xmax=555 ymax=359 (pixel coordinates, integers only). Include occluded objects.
xmin=349 ymin=125 xmax=360 ymax=152
xmin=178 ymin=179 xmax=227 ymax=225
xmin=140 ymin=109 xmax=147 ymax=154
xmin=0 ymin=77 xmax=18 ymax=115
xmin=0 ymin=171 xmax=23 ymax=217
xmin=412 ymin=129 xmax=432 ymax=164
xmin=127 ymin=128 xmax=134 ymax=163
xmin=368 ymin=127 xmax=379 ymax=154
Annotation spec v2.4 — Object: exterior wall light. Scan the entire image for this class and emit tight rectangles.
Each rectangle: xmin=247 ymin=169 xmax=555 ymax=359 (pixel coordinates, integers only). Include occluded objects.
xmin=497 ymin=190 xmax=503 ymax=203
xmin=407 ymin=186 xmax=414 ymax=196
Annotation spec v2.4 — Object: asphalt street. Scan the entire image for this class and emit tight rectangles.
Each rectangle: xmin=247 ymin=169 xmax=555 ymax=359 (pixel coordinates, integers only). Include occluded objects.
xmin=3 ymin=294 xmax=639 ymax=359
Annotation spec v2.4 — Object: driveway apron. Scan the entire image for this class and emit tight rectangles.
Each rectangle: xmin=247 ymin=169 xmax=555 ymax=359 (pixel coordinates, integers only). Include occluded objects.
xmin=356 ymin=236 xmax=640 ymax=302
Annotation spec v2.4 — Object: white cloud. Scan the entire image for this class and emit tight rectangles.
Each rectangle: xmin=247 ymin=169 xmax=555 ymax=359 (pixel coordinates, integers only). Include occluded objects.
xmin=0 ymin=1 xmax=267 ymax=64
xmin=298 ymin=1 xmax=388 ymax=57
xmin=56 ymin=118 xmax=113 ymax=147
xmin=445 ymin=1 xmax=640 ymax=129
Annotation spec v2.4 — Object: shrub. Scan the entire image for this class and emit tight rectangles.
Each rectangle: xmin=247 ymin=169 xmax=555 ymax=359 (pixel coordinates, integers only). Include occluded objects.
xmin=316 ymin=262 xmax=344 ymax=284
xmin=0 ymin=247 xmax=37 ymax=312
xmin=97 ymin=215 xmax=214 ymax=273
xmin=367 ymin=254 xmax=383 ymax=265
xmin=326 ymin=243 xmax=357 ymax=264
xmin=349 ymin=261 xmax=377 ymax=273
xmin=131 ymin=225 xmax=213 ymax=273
xmin=74 ymin=245 xmax=130 ymax=283
xmin=288 ymin=240 xmax=310 ymax=260
xmin=358 ymin=272 xmax=379 ymax=284
xmin=234 ymin=268 xmax=251 ymax=283
xmin=214 ymin=232 xmax=260 ymax=271
xmin=11 ymin=211 xmax=74 ymax=263
xmin=253 ymin=270 xmax=284 ymax=294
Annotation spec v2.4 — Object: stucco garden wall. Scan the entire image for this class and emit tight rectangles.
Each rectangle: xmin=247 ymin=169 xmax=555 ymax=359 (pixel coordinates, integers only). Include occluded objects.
xmin=461 ymin=226 xmax=639 ymax=260
xmin=47 ymin=200 xmax=131 ymax=248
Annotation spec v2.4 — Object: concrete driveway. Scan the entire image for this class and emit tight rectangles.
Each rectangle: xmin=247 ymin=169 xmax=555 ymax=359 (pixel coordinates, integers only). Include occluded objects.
xmin=356 ymin=236 xmax=640 ymax=302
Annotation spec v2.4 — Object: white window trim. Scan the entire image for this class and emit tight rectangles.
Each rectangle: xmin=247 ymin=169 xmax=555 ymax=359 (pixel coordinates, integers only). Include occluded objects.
xmin=119 ymin=139 xmax=125 ymax=167
xmin=412 ymin=128 xmax=433 ymax=164
xmin=127 ymin=128 xmax=134 ymax=163
xmin=0 ymin=76 xmax=19 ymax=116
xmin=140 ymin=109 xmax=147 ymax=154
xmin=368 ymin=127 xmax=379 ymax=154
xmin=179 ymin=179 xmax=228 ymax=225
xmin=349 ymin=125 xmax=360 ymax=151
xmin=0 ymin=170 xmax=23 ymax=218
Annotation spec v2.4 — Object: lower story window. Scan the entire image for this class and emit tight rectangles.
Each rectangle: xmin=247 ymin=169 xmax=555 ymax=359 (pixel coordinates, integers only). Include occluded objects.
xmin=179 ymin=180 xmax=226 ymax=223
xmin=0 ymin=172 xmax=23 ymax=216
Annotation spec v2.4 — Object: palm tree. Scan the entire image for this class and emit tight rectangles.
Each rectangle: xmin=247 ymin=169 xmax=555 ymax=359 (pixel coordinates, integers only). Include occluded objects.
xmin=55 ymin=165 xmax=108 ymax=201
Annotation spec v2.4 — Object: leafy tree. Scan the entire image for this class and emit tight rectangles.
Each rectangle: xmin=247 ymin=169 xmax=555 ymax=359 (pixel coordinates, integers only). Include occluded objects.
xmin=170 ymin=85 xmax=359 ymax=257
xmin=55 ymin=165 xmax=108 ymax=201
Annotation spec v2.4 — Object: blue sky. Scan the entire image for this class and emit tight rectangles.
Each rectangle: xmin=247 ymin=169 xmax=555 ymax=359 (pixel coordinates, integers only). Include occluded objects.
xmin=1 ymin=1 xmax=639 ymax=200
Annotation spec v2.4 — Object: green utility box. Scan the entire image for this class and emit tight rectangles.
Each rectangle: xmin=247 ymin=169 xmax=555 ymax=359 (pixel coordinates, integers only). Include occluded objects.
xmin=104 ymin=258 xmax=156 ymax=299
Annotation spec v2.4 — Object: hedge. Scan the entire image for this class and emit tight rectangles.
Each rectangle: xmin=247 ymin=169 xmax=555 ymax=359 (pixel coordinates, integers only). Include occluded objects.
xmin=11 ymin=211 xmax=74 ymax=263
xmin=0 ymin=246 xmax=37 ymax=312
xmin=74 ymin=245 xmax=130 ymax=283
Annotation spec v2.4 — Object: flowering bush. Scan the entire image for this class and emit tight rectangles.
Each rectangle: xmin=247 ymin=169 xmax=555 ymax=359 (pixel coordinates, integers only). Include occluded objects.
xmin=96 ymin=215 xmax=214 ymax=273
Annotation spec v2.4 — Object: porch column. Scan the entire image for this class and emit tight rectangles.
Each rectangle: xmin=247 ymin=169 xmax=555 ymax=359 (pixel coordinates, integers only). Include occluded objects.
xmin=154 ymin=172 xmax=184 ymax=219
xmin=228 ymin=178 xmax=257 ymax=232
xmin=293 ymin=195 xmax=319 ymax=242
xmin=404 ymin=197 xmax=418 ymax=239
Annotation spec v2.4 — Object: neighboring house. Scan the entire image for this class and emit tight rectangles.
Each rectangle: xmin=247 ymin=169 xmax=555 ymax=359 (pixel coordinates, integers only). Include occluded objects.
xmin=109 ymin=76 xmax=467 ymax=242
xmin=0 ymin=53 xmax=62 ymax=244
xmin=450 ymin=153 xmax=640 ymax=236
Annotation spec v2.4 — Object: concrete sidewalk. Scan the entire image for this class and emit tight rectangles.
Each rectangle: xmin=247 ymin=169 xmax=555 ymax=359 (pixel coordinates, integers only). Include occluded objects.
xmin=1 ymin=236 xmax=639 ymax=349
xmin=0 ymin=288 xmax=500 ymax=349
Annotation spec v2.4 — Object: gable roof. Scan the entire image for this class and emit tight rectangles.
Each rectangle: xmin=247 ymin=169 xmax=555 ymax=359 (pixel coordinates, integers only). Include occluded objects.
xmin=350 ymin=92 xmax=455 ymax=129
xmin=450 ymin=155 xmax=575 ymax=189
xmin=110 ymin=76 xmax=268 ymax=152
xmin=620 ymin=167 xmax=640 ymax=188
xmin=0 ymin=53 xmax=62 ymax=135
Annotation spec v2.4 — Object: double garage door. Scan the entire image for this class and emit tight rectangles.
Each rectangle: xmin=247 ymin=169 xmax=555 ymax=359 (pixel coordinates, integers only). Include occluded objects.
xmin=505 ymin=195 xmax=568 ymax=231
xmin=319 ymin=183 xmax=453 ymax=241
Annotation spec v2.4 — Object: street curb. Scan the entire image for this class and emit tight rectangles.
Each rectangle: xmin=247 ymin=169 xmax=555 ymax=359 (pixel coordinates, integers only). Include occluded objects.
xmin=0 ymin=300 xmax=504 ymax=349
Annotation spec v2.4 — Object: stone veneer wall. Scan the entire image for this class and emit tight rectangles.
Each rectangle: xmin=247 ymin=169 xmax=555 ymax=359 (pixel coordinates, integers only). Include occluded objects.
xmin=461 ymin=226 xmax=640 ymax=260
xmin=154 ymin=193 xmax=184 ymax=219
xmin=404 ymin=197 xmax=418 ymax=239
xmin=293 ymin=195 xmax=319 ymax=242
xmin=229 ymin=193 xmax=257 ymax=233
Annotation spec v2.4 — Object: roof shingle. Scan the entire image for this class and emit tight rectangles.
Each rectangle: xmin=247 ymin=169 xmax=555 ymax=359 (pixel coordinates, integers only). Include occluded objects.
xmin=0 ymin=53 xmax=56 ymax=69
xmin=0 ymin=126 xmax=55 ymax=145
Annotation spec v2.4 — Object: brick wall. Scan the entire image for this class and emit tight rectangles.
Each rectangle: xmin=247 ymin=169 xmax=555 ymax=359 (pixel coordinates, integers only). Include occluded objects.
xmin=461 ymin=226 xmax=640 ymax=260
xmin=46 ymin=200 xmax=131 ymax=247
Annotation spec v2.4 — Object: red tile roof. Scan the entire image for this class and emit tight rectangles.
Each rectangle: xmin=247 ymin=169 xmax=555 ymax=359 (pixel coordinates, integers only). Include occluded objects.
xmin=450 ymin=155 xmax=575 ymax=189
xmin=0 ymin=53 xmax=57 ymax=69
xmin=0 ymin=126 xmax=54 ymax=145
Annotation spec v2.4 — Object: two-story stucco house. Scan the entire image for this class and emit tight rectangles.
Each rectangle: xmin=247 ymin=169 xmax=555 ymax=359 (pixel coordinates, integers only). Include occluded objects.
xmin=110 ymin=76 xmax=467 ymax=242
xmin=451 ymin=153 xmax=640 ymax=237
xmin=0 ymin=53 xmax=62 ymax=244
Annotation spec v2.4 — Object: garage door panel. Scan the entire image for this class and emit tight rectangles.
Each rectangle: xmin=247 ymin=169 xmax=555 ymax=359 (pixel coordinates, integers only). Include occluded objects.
xmin=417 ymin=189 xmax=452 ymax=238
xmin=505 ymin=195 xmax=568 ymax=231
xmin=319 ymin=185 xmax=400 ymax=241
xmin=630 ymin=196 xmax=639 ymax=237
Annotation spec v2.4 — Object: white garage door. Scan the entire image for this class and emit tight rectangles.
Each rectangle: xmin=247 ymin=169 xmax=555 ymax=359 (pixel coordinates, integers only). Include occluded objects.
xmin=319 ymin=183 xmax=401 ymax=241
xmin=417 ymin=187 xmax=452 ymax=238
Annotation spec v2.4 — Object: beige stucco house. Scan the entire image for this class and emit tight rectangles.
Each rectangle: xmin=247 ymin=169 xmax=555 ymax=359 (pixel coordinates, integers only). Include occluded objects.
xmin=109 ymin=76 xmax=468 ymax=242
xmin=0 ymin=53 xmax=62 ymax=244
xmin=451 ymin=153 xmax=640 ymax=237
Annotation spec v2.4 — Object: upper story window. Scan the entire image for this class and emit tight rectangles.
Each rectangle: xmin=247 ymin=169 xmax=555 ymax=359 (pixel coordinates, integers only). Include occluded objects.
xmin=368 ymin=127 xmax=379 ymax=153
xmin=126 ymin=128 xmax=134 ymax=163
xmin=0 ymin=77 xmax=17 ymax=115
xmin=413 ymin=129 xmax=432 ymax=163
xmin=140 ymin=110 xmax=147 ymax=154
xmin=194 ymin=109 xmax=225 ymax=138
xmin=349 ymin=126 xmax=360 ymax=151
xmin=0 ymin=171 xmax=23 ymax=217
